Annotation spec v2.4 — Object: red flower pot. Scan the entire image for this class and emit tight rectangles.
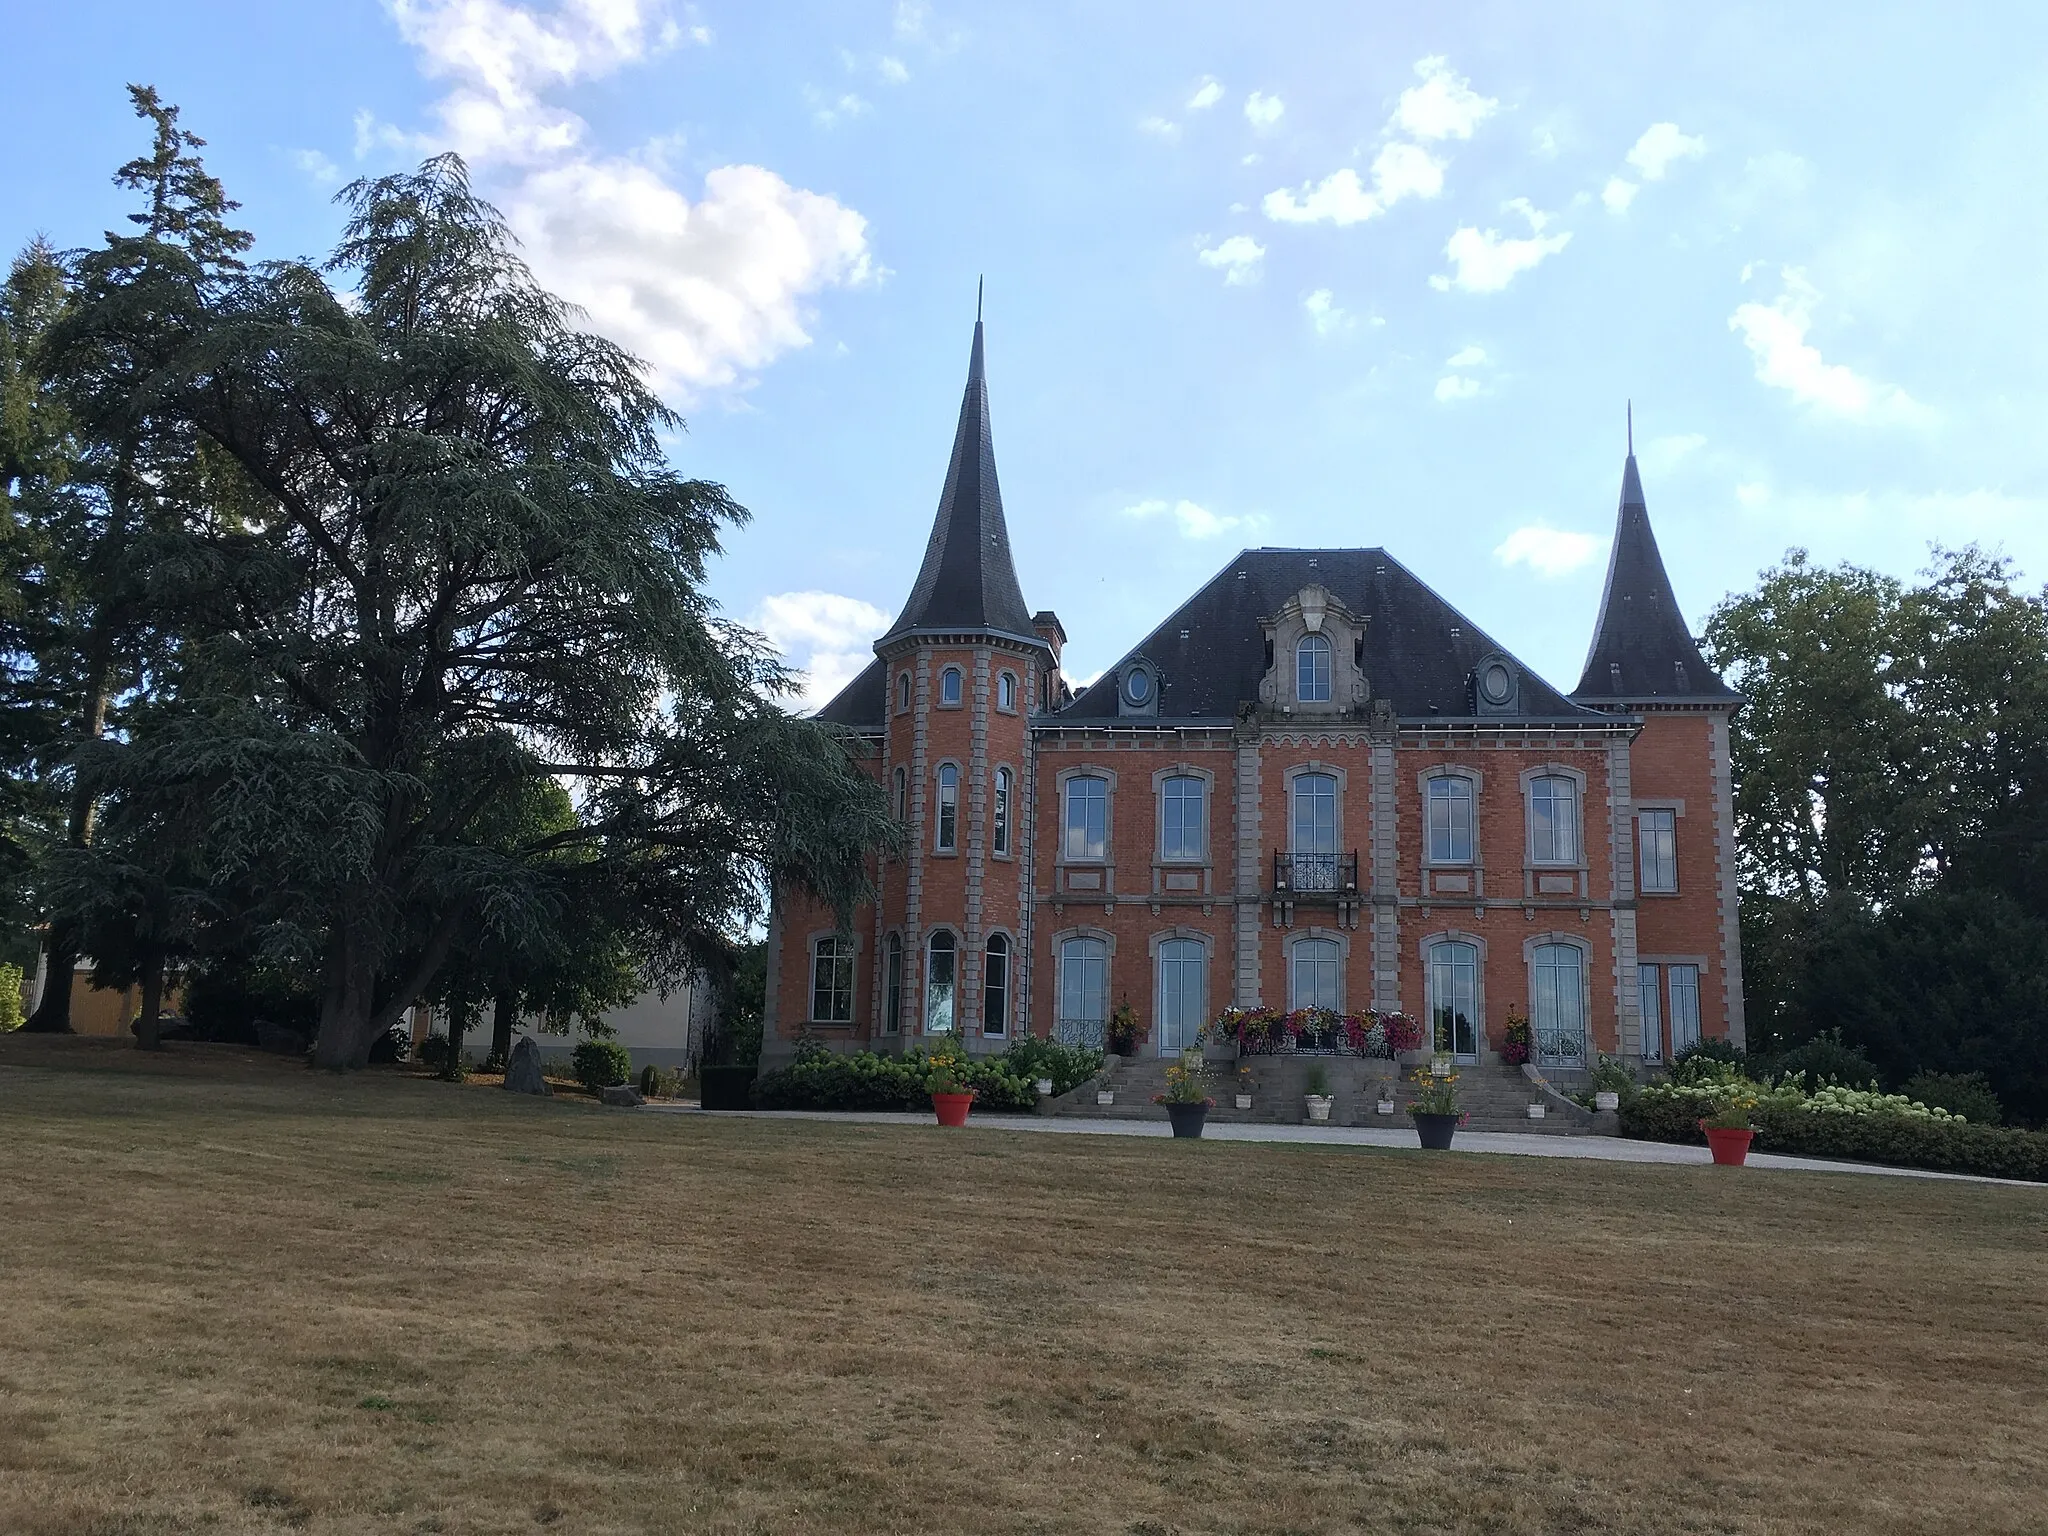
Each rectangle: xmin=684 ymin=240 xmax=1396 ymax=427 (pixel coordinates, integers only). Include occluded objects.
xmin=1699 ymin=1121 xmax=1754 ymax=1167
xmin=933 ymin=1092 xmax=974 ymax=1128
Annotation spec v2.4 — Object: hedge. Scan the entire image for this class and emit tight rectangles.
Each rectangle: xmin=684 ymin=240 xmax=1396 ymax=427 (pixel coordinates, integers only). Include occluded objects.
xmin=750 ymin=1047 xmax=1039 ymax=1113
xmin=1619 ymin=1095 xmax=2048 ymax=1182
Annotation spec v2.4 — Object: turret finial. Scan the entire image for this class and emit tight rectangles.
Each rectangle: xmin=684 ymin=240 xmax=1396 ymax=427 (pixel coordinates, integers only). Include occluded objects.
xmin=977 ymin=275 xmax=983 ymax=323
xmin=1627 ymin=400 xmax=1634 ymax=456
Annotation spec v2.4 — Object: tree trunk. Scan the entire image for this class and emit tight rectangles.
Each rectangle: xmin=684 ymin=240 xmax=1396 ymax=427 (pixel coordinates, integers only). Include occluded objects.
xmin=312 ymin=928 xmax=379 ymax=1071
xmin=490 ymin=987 xmax=517 ymax=1069
xmin=23 ymin=928 xmax=78 ymax=1033
xmin=135 ymin=953 xmax=165 ymax=1051
xmin=442 ymin=999 xmax=471 ymax=1081
xmin=24 ymin=645 xmax=115 ymax=1036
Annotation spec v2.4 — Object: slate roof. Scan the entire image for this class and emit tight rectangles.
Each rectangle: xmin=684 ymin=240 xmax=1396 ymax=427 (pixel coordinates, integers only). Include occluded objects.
xmin=815 ymin=655 xmax=888 ymax=727
xmin=1059 ymin=549 xmax=1600 ymax=722
xmin=877 ymin=317 xmax=1038 ymax=647
xmin=1571 ymin=454 xmax=1739 ymax=704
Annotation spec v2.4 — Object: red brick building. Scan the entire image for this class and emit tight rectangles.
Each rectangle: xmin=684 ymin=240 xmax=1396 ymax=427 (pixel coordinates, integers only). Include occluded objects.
xmin=763 ymin=321 xmax=1744 ymax=1075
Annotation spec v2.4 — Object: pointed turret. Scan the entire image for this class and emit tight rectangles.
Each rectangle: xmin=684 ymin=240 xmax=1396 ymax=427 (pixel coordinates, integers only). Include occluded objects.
xmin=1573 ymin=444 xmax=1738 ymax=703
xmin=879 ymin=316 xmax=1038 ymax=645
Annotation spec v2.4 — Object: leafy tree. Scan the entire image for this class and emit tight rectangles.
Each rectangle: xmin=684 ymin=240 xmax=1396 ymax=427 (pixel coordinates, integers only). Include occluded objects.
xmin=56 ymin=153 xmax=894 ymax=1068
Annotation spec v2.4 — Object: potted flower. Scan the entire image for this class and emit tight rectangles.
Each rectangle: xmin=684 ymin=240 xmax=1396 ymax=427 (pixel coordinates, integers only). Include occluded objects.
xmin=1095 ymin=1084 xmax=1116 ymax=1107
xmin=1590 ymin=1053 xmax=1632 ymax=1112
xmin=1498 ymin=1010 xmax=1532 ymax=1066
xmin=1375 ymin=1083 xmax=1396 ymax=1115
xmin=1406 ymin=1063 xmax=1465 ymax=1150
xmin=1106 ymin=1000 xmax=1145 ymax=1058
xmin=1379 ymin=1012 xmax=1426 ymax=1054
xmin=1034 ymin=1076 xmax=1055 ymax=1097
xmin=1303 ymin=1061 xmax=1335 ymax=1122
xmin=1526 ymin=1100 xmax=1546 ymax=1120
xmin=1153 ymin=1056 xmax=1215 ymax=1138
xmin=1699 ymin=1086 xmax=1760 ymax=1167
xmin=925 ymin=1042 xmax=976 ymax=1128
xmin=1234 ymin=1064 xmax=1255 ymax=1111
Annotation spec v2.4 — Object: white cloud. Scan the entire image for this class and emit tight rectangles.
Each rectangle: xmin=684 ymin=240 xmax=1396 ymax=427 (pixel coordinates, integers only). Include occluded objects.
xmin=1430 ymin=200 xmax=1571 ymax=293
xmin=1728 ymin=267 xmax=1926 ymax=421
xmin=1735 ymin=482 xmax=1771 ymax=507
xmin=878 ymin=55 xmax=909 ymax=84
xmin=893 ymin=1 xmax=928 ymax=40
xmin=1626 ymin=122 xmax=1707 ymax=181
xmin=1244 ymin=90 xmax=1284 ymax=128
xmin=1601 ymin=177 xmax=1638 ymax=214
xmin=1445 ymin=344 xmax=1487 ymax=368
xmin=292 ymin=148 xmax=343 ymax=186
xmin=1197 ymin=234 xmax=1266 ymax=285
xmin=1494 ymin=525 xmax=1605 ymax=577
xmin=1121 ymin=498 xmax=1259 ymax=539
xmin=1187 ymin=76 xmax=1224 ymax=111
xmin=1138 ymin=115 xmax=1181 ymax=141
xmin=1434 ymin=375 xmax=1482 ymax=403
xmin=1391 ymin=56 xmax=1497 ymax=142
xmin=806 ymin=87 xmax=871 ymax=128
xmin=1303 ymin=288 xmax=1354 ymax=336
xmin=749 ymin=591 xmax=891 ymax=714
xmin=376 ymin=0 xmax=875 ymax=399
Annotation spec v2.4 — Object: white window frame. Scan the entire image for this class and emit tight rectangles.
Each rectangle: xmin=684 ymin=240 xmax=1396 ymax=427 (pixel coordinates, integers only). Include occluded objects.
xmin=1063 ymin=774 xmax=1109 ymax=863
xmin=997 ymin=670 xmax=1018 ymax=712
xmin=809 ymin=934 xmax=855 ymax=1024
xmin=983 ymin=932 xmax=1011 ymax=1035
xmin=1287 ymin=934 xmax=1343 ymax=1011
xmin=1528 ymin=937 xmax=1590 ymax=1064
xmin=896 ymin=671 xmax=911 ymax=713
xmin=1669 ymin=963 xmax=1702 ymax=1054
xmin=992 ymin=765 xmax=1012 ymax=857
xmin=893 ymin=765 xmax=907 ymax=822
xmin=934 ymin=762 xmax=960 ymax=854
xmin=1295 ymin=633 xmax=1333 ymax=703
xmin=938 ymin=666 xmax=964 ymax=708
xmin=1154 ymin=935 xmax=1207 ymax=1056
xmin=1638 ymin=806 xmax=1678 ymax=893
xmin=1637 ymin=962 xmax=1661 ymax=1062
xmin=924 ymin=930 xmax=957 ymax=1033
xmin=1426 ymin=937 xmax=1481 ymax=1060
xmin=1057 ymin=934 xmax=1110 ymax=1035
xmin=1526 ymin=772 xmax=1582 ymax=867
xmin=1159 ymin=775 xmax=1205 ymax=863
xmin=883 ymin=932 xmax=904 ymax=1035
xmin=1425 ymin=774 xmax=1475 ymax=865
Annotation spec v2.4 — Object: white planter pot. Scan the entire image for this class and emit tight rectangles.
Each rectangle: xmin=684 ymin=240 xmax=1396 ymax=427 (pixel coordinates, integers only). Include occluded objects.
xmin=1376 ymin=1100 xmax=1395 ymax=1116
xmin=1035 ymin=1077 xmax=1055 ymax=1097
xmin=1305 ymin=1095 xmax=1334 ymax=1123
xmin=1430 ymin=1058 xmax=1452 ymax=1078
xmin=1234 ymin=1094 xmax=1253 ymax=1110
xmin=1095 ymin=1090 xmax=1115 ymax=1107
xmin=1527 ymin=1103 xmax=1546 ymax=1120
xmin=1595 ymin=1090 xmax=1620 ymax=1112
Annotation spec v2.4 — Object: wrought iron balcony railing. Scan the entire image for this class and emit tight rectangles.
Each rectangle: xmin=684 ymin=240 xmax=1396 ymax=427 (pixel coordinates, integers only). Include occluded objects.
xmin=1535 ymin=1029 xmax=1587 ymax=1068
xmin=1054 ymin=1016 xmax=1107 ymax=1048
xmin=1271 ymin=851 xmax=1360 ymax=895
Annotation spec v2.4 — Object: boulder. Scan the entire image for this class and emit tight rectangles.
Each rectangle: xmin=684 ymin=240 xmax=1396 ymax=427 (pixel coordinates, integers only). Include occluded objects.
xmin=600 ymin=1084 xmax=645 ymax=1108
xmin=502 ymin=1037 xmax=552 ymax=1096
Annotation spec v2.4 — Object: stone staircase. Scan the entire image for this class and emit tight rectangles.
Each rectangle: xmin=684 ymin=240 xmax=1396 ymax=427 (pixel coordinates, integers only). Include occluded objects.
xmin=1044 ymin=1054 xmax=1614 ymax=1135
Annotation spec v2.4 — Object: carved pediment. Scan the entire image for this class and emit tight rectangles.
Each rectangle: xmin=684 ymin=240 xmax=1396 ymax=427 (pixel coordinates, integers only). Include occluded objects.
xmin=1258 ymin=584 xmax=1370 ymax=715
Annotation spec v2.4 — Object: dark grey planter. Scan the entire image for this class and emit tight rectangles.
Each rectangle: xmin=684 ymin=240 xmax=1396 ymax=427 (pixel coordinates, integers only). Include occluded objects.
xmin=1166 ymin=1102 xmax=1209 ymax=1139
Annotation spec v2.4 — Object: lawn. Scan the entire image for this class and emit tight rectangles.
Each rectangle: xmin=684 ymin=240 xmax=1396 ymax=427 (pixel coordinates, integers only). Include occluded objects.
xmin=1 ymin=1037 xmax=2044 ymax=1535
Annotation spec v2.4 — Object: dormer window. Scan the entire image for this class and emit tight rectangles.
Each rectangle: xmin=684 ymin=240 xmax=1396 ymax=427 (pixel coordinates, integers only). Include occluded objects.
xmin=1296 ymin=634 xmax=1332 ymax=702
xmin=939 ymin=666 xmax=963 ymax=707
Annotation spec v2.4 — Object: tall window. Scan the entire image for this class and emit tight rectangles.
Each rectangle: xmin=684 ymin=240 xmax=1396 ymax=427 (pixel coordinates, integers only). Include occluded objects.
xmin=893 ymin=766 xmax=907 ymax=822
xmin=925 ymin=931 xmax=956 ymax=1033
xmin=884 ymin=934 xmax=904 ymax=1035
xmin=1161 ymin=776 xmax=1205 ymax=861
xmin=1058 ymin=937 xmax=1108 ymax=1042
xmin=1429 ymin=940 xmax=1479 ymax=1058
xmin=1291 ymin=772 xmax=1338 ymax=891
xmin=935 ymin=763 xmax=959 ymax=852
xmin=998 ymin=672 xmax=1017 ymax=711
xmin=1529 ymin=775 xmax=1580 ymax=865
xmin=1637 ymin=962 xmax=1662 ymax=1062
xmin=810 ymin=936 xmax=854 ymax=1024
xmin=984 ymin=934 xmax=1010 ymax=1035
xmin=1289 ymin=937 xmax=1340 ymax=1010
xmin=1157 ymin=939 xmax=1205 ymax=1054
xmin=1426 ymin=776 xmax=1474 ymax=864
xmin=939 ymin=666 xmax=963 ymax=706
xmin=1296 ymin=633 xmax=1332 ymax=702
xmin=1639 ymin=808 xmax=1677 ymax=892
xmin=1064 ymin=775 xmax=1107 ymax=861
xmin=1669 ymin=963 xmax=1702 ymax=1054
xmin=1531 ymin=943 xmax=1586 ymax=1063
xmin=993 ymin=767 xmax=1012 ymax=856
xmin=897 ymin=672 xmax=910 ymax=711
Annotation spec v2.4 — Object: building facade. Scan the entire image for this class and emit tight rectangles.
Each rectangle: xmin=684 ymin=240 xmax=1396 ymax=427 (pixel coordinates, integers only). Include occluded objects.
xmin=763 ymin=321 xmax=1744 ymax=1073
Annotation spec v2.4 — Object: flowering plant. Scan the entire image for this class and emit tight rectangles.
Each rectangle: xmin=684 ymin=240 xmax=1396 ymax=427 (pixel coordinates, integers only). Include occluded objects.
xmin=1201 ymin=1006 xmax=1285 ymax=1052
xmin=1107 ymin=1001 xmax=1146 ymax=1055
xmin=1379 ymin=1012 xmax=1426 ymax=1052
xmin=1406 ymin=1062 xmax=1462 ymax=1117
xmin=1700 ymin=1083 xmax=1760 ymax=1130
xmin=1498 ymin=1009 xmax=1532 ymax=1066
xmin=923 ymin=1039 xmax=975 ymax=1098
xmin=1153 ymin=1058 xmax=1215 ymax=1107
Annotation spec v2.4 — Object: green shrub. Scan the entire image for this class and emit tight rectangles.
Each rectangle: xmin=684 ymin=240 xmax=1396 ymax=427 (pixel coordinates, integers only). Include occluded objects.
xmin=1902 ymin=1070 xmax=2003 ymax=1126
xmin=0 ymin=962 xmax=23 ymax=1033
xmin=572 ymin=1039 xmax=633 ymax=1092
xmin=995 ymin=1037 xmax=1104 ymax=1096
xmin=418 ymin=1033 xmax=454 ymax=1071
xmin=1669 ymin=1038 xmax=1748 ymax=1085
xmin=750 ymin=1044 xmax=1038 ymax=1113
xmin=1772 ymin=1028 xmax=1882 ymax=1089
xmin=639 ymin=1064 xmax=663 ymax=1098
xmin=1751 ymin=1105 xmax=2048 ymax=1182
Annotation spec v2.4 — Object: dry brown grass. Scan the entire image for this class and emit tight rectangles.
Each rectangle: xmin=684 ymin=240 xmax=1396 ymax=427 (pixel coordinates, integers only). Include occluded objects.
xmin=0 ymin=1035 xmax=2044 ymax=1536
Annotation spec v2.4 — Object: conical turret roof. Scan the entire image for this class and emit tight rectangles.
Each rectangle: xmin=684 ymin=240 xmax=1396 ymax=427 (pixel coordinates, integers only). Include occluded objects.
xmin=1573 ymin=448 xmax=1738 ymax=703
xmin=879 ymin=316 xmax=1038 ymax=646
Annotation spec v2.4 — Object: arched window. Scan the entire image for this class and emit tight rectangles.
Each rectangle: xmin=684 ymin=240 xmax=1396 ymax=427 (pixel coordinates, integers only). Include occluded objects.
xmin=884 ymin=933 xmax=904 ymax=1035
xmin=893 ymin=765 xmax=908 ymax=822
xmin=984 ymin=934 xmax=1010 ymax=1035
xmin=925 ymin=931 xmax=957 ymax=1033
xmin=1289 ymin=937 xmax=1340 ymax=1011
xmin=935 ymin=763 xmax=959 ymax=852
xmin=1531 ymin=942 xmax=1587 ymax=1066
xmin=998 ymin=671 xmax=1017 ymax=711
xmin=1426 ymin=776 xmax=1474 ymax=864
xmin=1063 ymin=774 xmax=1107 ymax=861
xmin=1296 ymin=633 xmax=1332 ymax=702
xmin=810 ymin=935 xmax=854 ymax=1024
xmin=993 ymin=767 xmax=1012 ymax=856
xmin=1291 ymin=772 xmax=1338 ymax=890
xmin=1160 ymin=776 xmax=1204 ymax=862
xmin=939 ymin=666 xmax=963 ymax=707
xmin=897 ymin=672 xmax=911 ymax=712
xmin=1529 ymin=775 xmax=1580 ymax=865
xmin=1428 ymin=940 xmax=1479 ymax=1059
xmin=1057 ymin=936 xmax=1108 ymax=1045
xmin=1156 ymin=938 xmax=1205 ymax=1055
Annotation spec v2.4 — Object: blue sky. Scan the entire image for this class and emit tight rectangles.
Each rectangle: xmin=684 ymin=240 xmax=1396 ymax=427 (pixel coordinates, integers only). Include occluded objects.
xmin=8 ymin=2 xmax=2048 ymax=709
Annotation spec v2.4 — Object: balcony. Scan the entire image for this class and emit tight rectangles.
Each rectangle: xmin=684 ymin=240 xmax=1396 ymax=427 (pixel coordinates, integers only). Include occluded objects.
xmin=1270 ymin=851 xmax=1363 ymax=930
xmin=1054 ymin=1016 xmax=1107 ymax=1048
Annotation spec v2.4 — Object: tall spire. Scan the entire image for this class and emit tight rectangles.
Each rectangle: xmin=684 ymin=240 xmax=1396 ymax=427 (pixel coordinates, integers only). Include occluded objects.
xmin=880 ymin=310 xmax=1039 ymax=646
xmin=1573 ymin=433 xmax=1738 ymax=703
